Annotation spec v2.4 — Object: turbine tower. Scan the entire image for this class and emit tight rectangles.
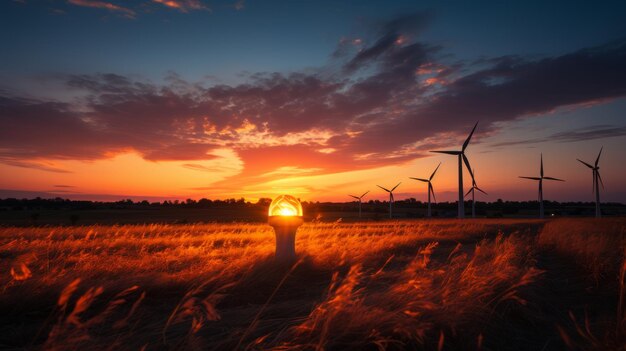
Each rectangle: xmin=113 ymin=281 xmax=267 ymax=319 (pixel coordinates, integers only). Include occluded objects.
xmin=409 ymin=162 xmax=441 ymax=217
xmin=348 ymin=190 xmax=370 ymax=219
xmin=431 ymin=121 xmax=478 ymax=219
xmin=577 ymin=147 xmax=604 ymax=218
xmin=377 ymin=183 xmax=401 ymax=219
xmin=519 ymin=154 xmax=564 ymax=219
xmin=465 ymin=168 xmax=487 ymax=218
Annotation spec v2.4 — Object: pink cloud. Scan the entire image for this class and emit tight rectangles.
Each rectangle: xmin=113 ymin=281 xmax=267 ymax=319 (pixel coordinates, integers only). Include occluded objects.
xmin=67 ymin=0 xmax=135 ymax=18
xmin=152 ymin=0 xmax=209 ymax=12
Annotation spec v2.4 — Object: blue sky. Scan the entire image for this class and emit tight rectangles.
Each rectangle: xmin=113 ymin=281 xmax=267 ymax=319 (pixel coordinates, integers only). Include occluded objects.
xmin=3 ymin=0 xmax=625 ymax=83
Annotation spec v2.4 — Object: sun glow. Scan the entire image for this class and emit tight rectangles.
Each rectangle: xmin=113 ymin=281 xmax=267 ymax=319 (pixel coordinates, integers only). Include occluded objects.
xmin=268 ymin=195 xmax=303 ymax=217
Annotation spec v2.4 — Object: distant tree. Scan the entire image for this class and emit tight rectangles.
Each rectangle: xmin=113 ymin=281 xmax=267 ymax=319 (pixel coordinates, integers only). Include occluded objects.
xmin=256 ymin=198 xmax=272 ymax=207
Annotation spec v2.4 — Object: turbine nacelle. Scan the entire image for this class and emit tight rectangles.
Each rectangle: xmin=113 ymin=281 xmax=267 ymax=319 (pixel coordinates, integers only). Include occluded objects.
xmin=377 ymin=183 xmax=401 ymax=202
xmin=577 ymin=147 xmax=605 ymax=193
xmin=409 ymin=162 xmax=441 ymax=204
xmin=429 ymin=122 xmax=478 ymax=219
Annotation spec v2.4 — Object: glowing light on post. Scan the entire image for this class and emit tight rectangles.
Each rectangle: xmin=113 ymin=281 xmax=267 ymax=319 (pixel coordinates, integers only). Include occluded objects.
xmin=268 ymin=195 xmax=303 ymax=261
xmin=268 ymin=195 xmax=303 ymax=217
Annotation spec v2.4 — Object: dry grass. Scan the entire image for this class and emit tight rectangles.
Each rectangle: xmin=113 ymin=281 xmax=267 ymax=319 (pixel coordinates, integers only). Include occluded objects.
xmin=539 ymin=218 xmax=625 ymax=281
xmin=0 ymin=218 xmax=624 ymax=350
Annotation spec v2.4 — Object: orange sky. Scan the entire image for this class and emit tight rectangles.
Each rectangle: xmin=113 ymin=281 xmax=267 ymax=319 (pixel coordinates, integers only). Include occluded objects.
xmin=2 ymin=110 xmax=625 ymax=203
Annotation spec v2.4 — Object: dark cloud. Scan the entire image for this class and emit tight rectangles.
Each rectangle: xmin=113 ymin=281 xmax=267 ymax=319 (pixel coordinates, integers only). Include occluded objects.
xmin=1 ymin=13 xmax=626 ymax=177
xmin=344 ymin=11 xmax=432 ymax=73
xmin=340 ymin=38 xmax=626 ymax=154
xmin=491 ymin=125 xmax=626 ymax=147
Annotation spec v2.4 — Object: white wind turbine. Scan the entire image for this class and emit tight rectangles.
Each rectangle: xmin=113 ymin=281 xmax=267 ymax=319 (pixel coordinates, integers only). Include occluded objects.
xmin=577 ymin=147 xmax=604 ymax=218
xmin=377 ymin=182 xmax=401 ymax=219
xmin=348 ymin=190 xmax=370 ymax=219
xmin=465 ymin=168 xmax=487 ymax=218
xmin=519 ymin=154 xmax=564 ymax=219
xmin=409 ymin=162 xmax=441 ymax=218
xmin=431 ymin=121 xmax=478 ymax=219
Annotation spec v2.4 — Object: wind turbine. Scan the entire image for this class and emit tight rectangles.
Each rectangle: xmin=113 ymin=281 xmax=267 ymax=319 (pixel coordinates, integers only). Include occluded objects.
xmin=431 ymin=121 xmax=478 ymax=219
xmin=348 ymin=190 xmax=370 ymax=219
xmin=377 ymin=183 xmax=401 ymax=219
xmin=519 ymin=154 xmax=564 ymax=219
xmin=464 ymin=169 xmax=487 ymax=218
xmin=577 ymin=147 xmax=604 ymax=218
xmin=409 ymin=162 xmax=441 ymax=217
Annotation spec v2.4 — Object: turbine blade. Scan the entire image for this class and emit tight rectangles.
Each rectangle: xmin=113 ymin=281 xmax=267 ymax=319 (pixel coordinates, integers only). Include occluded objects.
xmin=377 ymin=185 xmax=390 ymax=192
xmin=410 ymin=177 xmax=429 ymax=182
xmin=471 ymin=168 xmax=477 ymax=186
xmin=543 ymin=176 xmax=565 ymax=182
xmin=476 ymin=187 xmax=488 ymax=195
xmin=392 ymin=182 xmax=401 ymax=191
xmin=465 ymin=187 xmax=473 ymax=198
xmin=429 ymin=162 xmax=442 ymax=180
xmin=592 ymin=171 xmax=596 ymax=194
xmin=519 ymin=176 xmax=541 ymax=180
xmin=577 ymin=159 xmax=593 ymax=169
xmin=597 ymin=171 xmax=605 ymax=190
xmin=390 ymin=193 xmax=394 ymax=202
xmin=431 ymin=150 xmax=461 ymax=155
xmin=348 ymin=195 xmax=359 ymax=199
xmin=361 ymin=190 xmax=370 ymax=198
xmin=595 ymin=146 xmax=603 ymax=167
xmin=540 ymin=153 xmax=544 ymax=178
xmin=463 ymin=154 xmax=474 ymax=180
xmin=462 ymin=121 xmax=478 ymax=151
xmin=429 ymin=183 xmax=436 ymax=203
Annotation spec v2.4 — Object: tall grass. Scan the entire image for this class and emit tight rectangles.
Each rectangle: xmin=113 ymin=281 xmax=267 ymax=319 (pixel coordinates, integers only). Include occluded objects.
xmin=538 ymin=218 xmax=625 ymax=282
xmin=0 ymin=219 xmax=623 ymax=350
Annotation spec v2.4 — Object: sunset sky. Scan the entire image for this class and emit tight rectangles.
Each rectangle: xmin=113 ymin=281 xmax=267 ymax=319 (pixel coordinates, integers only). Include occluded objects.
xmin=1 ymin=0 xmax=626 ymax=203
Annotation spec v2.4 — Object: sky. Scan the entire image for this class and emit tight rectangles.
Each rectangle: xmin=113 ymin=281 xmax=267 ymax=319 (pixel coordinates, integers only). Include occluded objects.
xmin=1 ymin=0 xmax=626 ymax=203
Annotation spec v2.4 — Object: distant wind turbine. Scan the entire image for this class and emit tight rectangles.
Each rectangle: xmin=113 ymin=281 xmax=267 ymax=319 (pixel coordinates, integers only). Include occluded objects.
xmin=431 ymin=121 xmax=478 ymax=219
xmin=377 ymin=183 xmax=401 ymax=219
xmin=465 ymin=168 xmax=487 ymax=218
xmin=409 ymin=162 xmax=441 ymax=218
xmin=348 ymin=190 xmax=370 ymax=219
xmin=519 ymin=154 xmax=564 ymax=219
xmin=577 ymin=147 xmax=604 ymax=218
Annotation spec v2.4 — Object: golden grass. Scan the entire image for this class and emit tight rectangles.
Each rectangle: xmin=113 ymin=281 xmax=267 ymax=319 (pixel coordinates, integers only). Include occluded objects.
xmin=538 ymin=218 xmax=626 ymax=281
xmin=0 ymin=218 xmax=624 ymax=350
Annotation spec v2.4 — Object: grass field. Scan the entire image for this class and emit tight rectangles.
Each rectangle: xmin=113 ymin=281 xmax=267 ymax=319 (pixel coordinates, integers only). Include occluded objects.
xmin=1 ymin=219 xmax=625 ymax=350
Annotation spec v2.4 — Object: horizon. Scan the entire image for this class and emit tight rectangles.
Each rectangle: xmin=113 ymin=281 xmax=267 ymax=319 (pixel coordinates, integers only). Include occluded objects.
xmin=2 ymin=0 xmax=626 ymax=203
xmin=2 ymin=191 xmax=625 ymax=206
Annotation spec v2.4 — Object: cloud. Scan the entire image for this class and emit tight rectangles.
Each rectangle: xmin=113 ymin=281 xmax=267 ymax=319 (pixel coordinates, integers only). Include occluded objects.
xmin=67 ymin=0 xmax=135 ymax=18
xmin=2 ymin=14 xmax=626 ymax=181
xmin=152 ymin=0 xmax=209 ymax=12
xmin=233 ymin=0 xmax=245 ymax=11
xmin=491 ymin=125 xmax=626 ymax=147
xmin=182 ymin=163 xmax=225 ymax=172
xmin=260 ymin=166 xmax=323 ymax=178
xmin=0 ymin=159 xmax=72 ymax=173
